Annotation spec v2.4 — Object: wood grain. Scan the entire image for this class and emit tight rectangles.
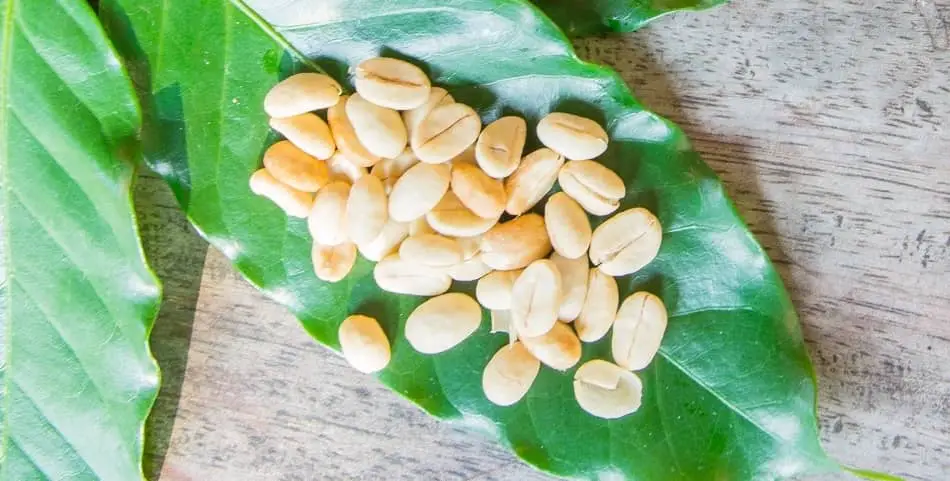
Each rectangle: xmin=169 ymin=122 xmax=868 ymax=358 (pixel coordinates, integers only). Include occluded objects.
xmin=143 ymin=1 xmax=950 ymax=479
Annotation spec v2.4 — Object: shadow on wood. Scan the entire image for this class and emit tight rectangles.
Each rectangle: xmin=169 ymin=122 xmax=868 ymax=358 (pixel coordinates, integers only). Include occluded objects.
xmin=134 ymin=171 xmax=209 ymax=479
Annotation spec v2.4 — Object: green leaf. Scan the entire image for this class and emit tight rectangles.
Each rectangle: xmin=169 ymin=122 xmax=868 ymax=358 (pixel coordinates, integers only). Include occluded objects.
xmin=100 ymin=0 xmax=840 ymax=478
xmin=532 ymin=0 xmax=729 ymax=35
xmin=0 ymin=0 xmax=161 ymax=479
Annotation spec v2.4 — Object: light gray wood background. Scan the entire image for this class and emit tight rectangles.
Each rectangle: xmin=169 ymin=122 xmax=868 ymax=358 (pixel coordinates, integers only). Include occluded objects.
xmin=136 ymin=1 xmax=950 ymax=480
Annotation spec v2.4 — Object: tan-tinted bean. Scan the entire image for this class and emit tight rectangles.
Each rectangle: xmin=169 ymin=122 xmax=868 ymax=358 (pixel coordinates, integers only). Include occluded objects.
xmin=312 ymin=242 xmax=357 ymax=283
xmin=482 ymin=342 xmax=539 ymax=406
xmin=328 ymin=95 xmax=381 ymax=167
xmin=451 ymin=163 xmax=506 ymax=219
xmin=327 ymin=152 xmax=368 ymax=183
xmin=426 ymin=191 xmax=497 ymax=237
xmin=575 ymin=268 xmax=618 ymax=342
xmin=521 ymin=322 xmax=581 ymax=371
xmin=558 ymin=160 xmax=625 ymax=216
xmin=510 ymin=259 xmax=562 ymax=338
xmin=544 ymin=192 xmax=592 ymax=260
xmin=612 ymin=292 xmax=668 ymax=371
xmin=505 ymin=148 xmax=564 ymax=215
xmin=405 ymin=293 xmax=481 ymax=354
xmin=357 ymin=219 xmax=408 ymax=262
xmin=353 ymin=57 xmax=431 ymax=110
xmin=373 ymin=254 xmax=452 ymax=296
xmin=550 ymin=252 xmax=589 ymax=322
xmin=264 ymin=72 xmax=342 ymax=118
xmin=480 ymin=214 xmax=552 ymax=270
xmin=388 ymin=162 xmax=451 ymax=222
xmin=249 ymin=168 xmax=313 ymax=218
xmin=338 ymin=314 xmax=390 ymax=374
xmin=573 ymin=360 xmax=642 ymax=419
xmin=346 ymin=175 xmax=388 ymax=245
xmin=476 ymin=270 xmax=521 ymax=310
xmin=411 ymin=103 xmax=481 ymax=164
xmin=269 ymin=114 xmax=335 ymax=160
xmin=345 ymin=93 xmax=408 ymax=159
xmin=475 ymin=116 xmax=526 ymax=178
xmin=399 ymin=234 xmax=463 ymax=267
xmin=262 ymin=141 xmax=330 ymax=193
xmin=402 ymin=87 xmax=453 ymax=135
xmin=308 ymin=181 xmax=350 ymax=246
xmin=589 ymin=207 xmax=662 ymax=276
xmin=537 ymin=112 xmax=608 ymax=160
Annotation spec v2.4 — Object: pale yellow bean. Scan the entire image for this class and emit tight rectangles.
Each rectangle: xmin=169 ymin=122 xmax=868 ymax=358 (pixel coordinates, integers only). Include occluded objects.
xmin=312 ymin=242 xmax=357 ymax=283
xmin=545 ymin=192 xmax=592 ymax=259
xmin=451 ymin=163 xmax=507 ymax=219
xmin=308 ymin=181 xmax=350 ymax=246
xmin=480 ymin=214 xmax=552 ymax=270
xmin=411 ymin=103 xmax=481 ymax=164
xmin=388 ymin=163 xmax=452 ymax=222
xmin=537 ymin=112 xmax=608 ymax=160
xmin=249 ymin=169 xmax=313 ymax=218
xmin=269 ymin=113 xmax=336 ymax=160
xmin=338 ymin=315 xmax=390 ymax=374
xmin=263 ymin=140 xmax=331 ymax=193
xmin=354 ymin=57 xmax=431 ymax=110
xmin=346 ymin=175 xmax=388 ymax=245
xmin=405 ymin=293 xmax=482 ymax=354
xmin=521 ymin=322 xmax=581 ymax=371
xmin=264 ymin=72 xmax=342 ymax=118
xmin=482 ymin=342 xmax=539 ymax=406
xmin=475 ymin=116 xmax=526 ymax=178
xmin=505 ymin=147 xmax=564 ymax=215
xmin=575 ymin=267 xmax=618 ymax=342
xmin=328 ymin=95 xmax=381 ymax=167
xmin=510 ymin=259 xmax=562 ymax=338
xmin=573 ymin=360 xmax=642 ymax=419
xmin=345 ymin=93 xmax=408 ymax=159
xmin=612 ymin=292 xmax=668 ymax=371
xmin=589 ymin=207 xmax=662 ymax=276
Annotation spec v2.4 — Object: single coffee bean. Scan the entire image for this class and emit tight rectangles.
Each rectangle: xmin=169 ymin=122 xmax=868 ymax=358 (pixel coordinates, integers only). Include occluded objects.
xmin=575 ymin=267 xmax=618 ymax=342
xmin=327 ymin=151 xmax=368 ymax=183
xmin=357 ymin=219 xmax=408 ymax=262
xmin=451 ymin=163 xmax=506 ymax=219
xmin=312 ymin=242 xmax=357 ymax=283
xmin=476 ymin=116 xmax=526 ymax=178
xmin=346 ymin=175 xmax=388 ymax=245
xmin=354 ymin=57 xmax=431 ymax=110
xmin=262 ymin=141 xmax=331 ymax=193
xmin=447 ymin=255 xmax=492 ymax=282
xmin=612 ymin=292 xmax=668 ymax=371
xmin=558 ymin=160 xmax=625 ymax=216
xmin=426 ymin=191 xmax=497 ymax=237
xmin=405 ymin=293 xmax=482 ymax=354
xmin=510 ymin=259 xmax=562 ymax=338
xmin=338 ymin=314 xmax=390 ymax=374
xmin=328 ymin=95 xmax=381 ymax=167
xmin=370 ymin=148 xmax=419 ymax=185
xmin=476 ymin=269 xmax=522 ymax=310
xmin=388 ymin=162 xmax=451 ymax=222
xmin=373 ymin=254 xmax=452 ymax=296
xmin=545 ymin=192 xmax=592 ymax=259
xmin=403 ymin=87 xmax=453 ymax=135
xmin=521 ymin=322 xmax=581 ymax=371
xmin=589 ymin=207 xmax=662 ymax=276
xmin=480 ymin=214 xmax=552 ymax=270
xmin=346 ymin=93 xmax=408 ymax=159
xmin=505 ymin=148 xmax=564 ymax=215
xmin=264 ymin=72 xmax=342 ymax=118
xmin=411 ymin=103 xmax=481 ymax=164
xmin=550 ymin=252 xmax=589 ymax=322
xmin=537 ymin=112 xmax=608 ymax=160
xmin=573 ymin=360 xmax=642 ymax=419
xmin=482 ymin=342 xmax=540 ymax=406
xmin=249 ymin=169 xmax=313 ymax=218
xmin=269 ymin=114 xmax=336 ymax=160
xmin=308 ymin=181 xmax=351 ymax=246
xmin=399 ymin=234 xmax=463 ymax=267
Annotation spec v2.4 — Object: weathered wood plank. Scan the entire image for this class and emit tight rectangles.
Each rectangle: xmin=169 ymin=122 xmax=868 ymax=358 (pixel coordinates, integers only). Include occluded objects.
xmin=149 ymin=1 xmax=949 ymax=479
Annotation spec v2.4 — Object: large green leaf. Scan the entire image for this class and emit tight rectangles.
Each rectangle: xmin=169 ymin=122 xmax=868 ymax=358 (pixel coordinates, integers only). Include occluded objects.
xmin=533 ymin=0 xmax=728 ymax=35
xmin=101 ymin=0 xmax=841 ymax=479
xmin=0 ymin=0 xmax=161 ymax=479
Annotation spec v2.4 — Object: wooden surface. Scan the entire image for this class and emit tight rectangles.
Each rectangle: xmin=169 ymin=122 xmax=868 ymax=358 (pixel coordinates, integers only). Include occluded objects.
xmin=137 ymin=1 xmax=950 ymax=480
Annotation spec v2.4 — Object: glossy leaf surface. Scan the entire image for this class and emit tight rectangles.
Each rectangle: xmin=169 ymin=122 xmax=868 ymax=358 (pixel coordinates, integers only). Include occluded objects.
xmin=533 ymin=0 xmax=728 ymax=35
xmin=0 ymin=0 xmax=161 ymax=479
xmin=100 ymin=0 xmax=836 ymax=479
